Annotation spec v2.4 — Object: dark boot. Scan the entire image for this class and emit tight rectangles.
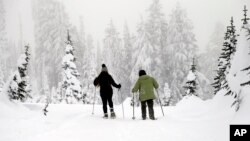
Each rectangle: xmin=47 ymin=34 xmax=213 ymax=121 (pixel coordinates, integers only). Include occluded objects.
xmin=103 ymin=113 xmax=108 ymax=119
xmin=110 ymin=108 xmax=116 ymax=119
xmin=141 ymin=101 xmax=147 ymax=119
xmin=147 ymin=99 xmax=155 ymax=120
xmin=110 ymin=112 xmax=116 ymax=119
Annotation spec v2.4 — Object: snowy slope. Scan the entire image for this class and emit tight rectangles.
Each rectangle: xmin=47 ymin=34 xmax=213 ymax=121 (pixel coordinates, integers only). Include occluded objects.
xmin=232 ymin=86 xmax=250 ymax=124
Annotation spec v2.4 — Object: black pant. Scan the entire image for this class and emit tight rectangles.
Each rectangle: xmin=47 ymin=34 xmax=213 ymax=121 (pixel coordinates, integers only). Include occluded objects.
xmin=100 ymin=93 xmax=114 ymax=114
xmin=141 ymin=99 xmax=154 ymax=119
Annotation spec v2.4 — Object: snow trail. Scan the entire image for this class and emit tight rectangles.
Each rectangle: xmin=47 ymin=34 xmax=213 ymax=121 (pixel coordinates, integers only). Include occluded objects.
xmin=0 ymin=95 xmax=237 ymax=141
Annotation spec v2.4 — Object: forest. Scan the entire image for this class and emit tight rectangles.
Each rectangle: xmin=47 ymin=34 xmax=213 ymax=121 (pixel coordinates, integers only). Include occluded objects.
xmin=0 ymin=0 xmax=249 ymax=109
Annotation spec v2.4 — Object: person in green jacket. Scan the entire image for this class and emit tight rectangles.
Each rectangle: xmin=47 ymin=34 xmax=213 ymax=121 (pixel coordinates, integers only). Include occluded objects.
xmin=132 ymin=70 xmax=159 ymax=120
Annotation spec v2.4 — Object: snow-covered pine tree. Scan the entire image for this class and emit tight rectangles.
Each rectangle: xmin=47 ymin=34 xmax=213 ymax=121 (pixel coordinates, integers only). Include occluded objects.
xmin=23 ymin=45 xmax=32 ymax=99
xmin=212 ymin=17 xmax=237 ymax=95
xmin=130 ymin=16 xmax=152 ymax=84
xmin=212 ymin=28 xmax=230 ymax=94
xmin=162 ymin=83 xmax=171 ymax=106
xmin=167 ymin=3 xmax=197 ymax=102
xmin=221 ymin=18 xmax=237 ymax=96
xmin=145 ymin=0 xmax=168 ymax=91
xmin=183 ymin=58 xmax=198 ymax=96
xmin=240 ymin=5 xmax=250 ymax=87
xmin=241 ymin=5 xmax=250 ymax=25
xmin=32 ymin=0 xmax=71 ymax=93
xmin=61 ymin=30 xmax=83 ymax=104
xmin=8 ymin=73 xmax=21 ymax=101
xmin=131 ymin=0 xmax=168 ymax=97
xmin=8 ymin=45 xmax=31 ymax=102
xmin=130 ymin=17 xmax=156 ymax=106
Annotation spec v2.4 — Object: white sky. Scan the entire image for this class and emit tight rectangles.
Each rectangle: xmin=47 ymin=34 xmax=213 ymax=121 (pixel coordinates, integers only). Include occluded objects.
xmin=3 ymin=0 xmax=250 ymax=52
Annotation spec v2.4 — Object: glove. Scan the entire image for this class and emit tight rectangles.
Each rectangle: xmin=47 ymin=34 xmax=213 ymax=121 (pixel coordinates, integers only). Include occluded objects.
xmin=118 ymin=84 xmax=121 ymax=89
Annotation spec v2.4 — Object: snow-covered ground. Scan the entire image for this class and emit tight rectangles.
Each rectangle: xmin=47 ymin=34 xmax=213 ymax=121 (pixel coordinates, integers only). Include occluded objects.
xmin=1 ymin=90 xmax=249 ymax=141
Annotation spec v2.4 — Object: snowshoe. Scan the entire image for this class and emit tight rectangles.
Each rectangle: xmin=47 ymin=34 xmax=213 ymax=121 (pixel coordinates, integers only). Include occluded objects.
xmin=150 ymin=117 xmax=157 ymax=120
xmin=110 ymin=112 xmax=116 ymax=119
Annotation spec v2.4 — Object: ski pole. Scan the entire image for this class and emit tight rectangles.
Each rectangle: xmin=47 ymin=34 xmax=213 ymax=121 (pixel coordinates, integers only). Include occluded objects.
xmin=132 ymin=92 xmax=135 ymax=120
xmin=119 ymin=89 xmax=124 ymax=118
xmin=92 ymin=87 xmax=96 ymax=115
xmin=156 ymin=89 xmax=165 ymax=116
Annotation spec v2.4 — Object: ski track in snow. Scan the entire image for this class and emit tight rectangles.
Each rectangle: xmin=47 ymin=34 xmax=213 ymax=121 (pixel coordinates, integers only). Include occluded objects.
xmin=0 ymin=100 xmax=234 ymax=141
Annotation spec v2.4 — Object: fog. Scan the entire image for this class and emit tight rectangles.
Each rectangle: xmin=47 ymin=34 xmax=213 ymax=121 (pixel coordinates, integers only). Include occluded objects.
xmin=3 ymin=0 xmax=250 ymax=52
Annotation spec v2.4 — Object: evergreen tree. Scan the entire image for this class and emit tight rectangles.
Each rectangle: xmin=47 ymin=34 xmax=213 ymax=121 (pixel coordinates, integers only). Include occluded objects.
xmin=145 ymin=0 xmax=168 ymax=91
xmin=241 ymin=5 xmax=250 ymax=25
xmin=130 ymin=17 xmax=153 ymax=83
xmin=241 ymin=6 xmax=250 ymax=87
xmin=61 ymin=31 xmax=83 ymax=104
xmin=145 ymin=0 xmax=167 ymax=47
xmin=167 ymin=3 xmax=197 ymax=102
xmin=162 ymin=83 xmax=171 ymax=106
xmin=131 ymin=0 xmax=168 ymax=99
xmin=211 ymin=29 xmax=230 ymax=94
xmin=32 ymin=0 xmax=71 ymax=92
xmin=183 ymin=58 xmax=198 ymax=96
xmin=8 ymin=45 xmax=31 ymax=102
xmin=211 ymin=27 xmax=230 ymax=94
xmin=212 ymin=17 xmax=237 ymax=95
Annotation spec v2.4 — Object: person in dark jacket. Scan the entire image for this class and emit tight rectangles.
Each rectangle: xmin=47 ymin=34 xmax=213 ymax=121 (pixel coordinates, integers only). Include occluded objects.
xmin=132 ymin=70 xmax=159 ymax=120
xmin=94 ymin=64 xmax=121 ymax=118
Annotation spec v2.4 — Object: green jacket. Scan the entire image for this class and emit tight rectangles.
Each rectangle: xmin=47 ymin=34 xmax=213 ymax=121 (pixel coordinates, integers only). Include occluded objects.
xmin=132 ymin=75 xmax=159 ymax=102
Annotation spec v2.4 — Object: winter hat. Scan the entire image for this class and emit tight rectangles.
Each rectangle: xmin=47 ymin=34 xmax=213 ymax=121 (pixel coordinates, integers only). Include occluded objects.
xmin=102 ymin=64 xmax=108 ymax=72
xmin=139 ymin=70 xmax=146 ymax=76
